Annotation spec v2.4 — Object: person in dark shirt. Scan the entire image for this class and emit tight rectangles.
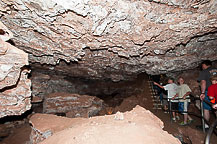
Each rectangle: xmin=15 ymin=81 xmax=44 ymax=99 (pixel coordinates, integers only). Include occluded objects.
xmin=152 ymin=75 xmax=163 ymax=102
xmin=198 ymin=60 xmax=217 ymax=128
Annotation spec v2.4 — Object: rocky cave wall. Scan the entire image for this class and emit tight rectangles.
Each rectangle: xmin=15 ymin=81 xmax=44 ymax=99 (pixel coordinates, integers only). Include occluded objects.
xmin=0 ymin=21 xmax=31 ymax=118
xmin=0 ymin=0 xmax=217 ymax=81
xmin=31 ymin=69 xmax=144 ymax=102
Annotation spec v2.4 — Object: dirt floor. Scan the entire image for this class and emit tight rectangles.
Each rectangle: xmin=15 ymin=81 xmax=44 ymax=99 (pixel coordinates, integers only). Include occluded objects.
xmin=0 ymin=123 xmax=31 ymax=144
xmin=0 ymin=74 xmax=217 ymax=144
xmin=1 ymin=110 xmax=217 ymax=144
xmin=1 ymin=105 xmax=217 ymax=144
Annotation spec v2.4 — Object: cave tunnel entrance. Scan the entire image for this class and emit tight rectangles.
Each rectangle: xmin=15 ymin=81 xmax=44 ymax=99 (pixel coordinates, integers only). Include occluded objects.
xmin=29 ymin=62 xmax=156 ymax=116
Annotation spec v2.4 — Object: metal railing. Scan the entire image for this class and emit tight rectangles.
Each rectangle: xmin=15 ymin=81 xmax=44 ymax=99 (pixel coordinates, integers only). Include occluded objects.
xmin=163 ymin=96 xmax=216 ymax=144
xmin=205 ymin=119 xmax=217 ymax=144
xmin=148 ymin=79 xmax=216 ymax=143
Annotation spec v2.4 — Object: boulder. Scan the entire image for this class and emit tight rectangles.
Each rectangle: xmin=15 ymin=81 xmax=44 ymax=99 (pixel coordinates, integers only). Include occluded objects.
xmin=29 ymin=105 xmax=181 ymax=144
xmin=43 ymin=92 xmax=104 ymax=118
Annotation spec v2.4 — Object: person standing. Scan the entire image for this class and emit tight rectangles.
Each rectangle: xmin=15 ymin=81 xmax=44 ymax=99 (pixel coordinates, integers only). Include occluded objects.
xmin=154 ymin=78 xmax=179 ymax=122
xmin=198 ymin=60 xmax=217 ymax=128
xmin=208 ymin=75 xmax=217 ymax=110
xmin=173 ymin=77 xmax=193 ymax=126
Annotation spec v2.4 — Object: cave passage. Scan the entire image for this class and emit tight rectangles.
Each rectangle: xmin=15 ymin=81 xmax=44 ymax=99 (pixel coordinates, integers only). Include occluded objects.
xmin=30 ymin=63 xmax=155 ymax=115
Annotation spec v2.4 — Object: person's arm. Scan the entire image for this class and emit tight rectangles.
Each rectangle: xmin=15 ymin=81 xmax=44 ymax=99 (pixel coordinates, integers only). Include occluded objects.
xmin=172 ymin=93 xmax=178 ymax=100
xmin=198 ymin=71 xmax=206 ymax=100
xmin=153 ymin=82 xmax=164 ymax=89
xmin=212 ymin=104 xmax=217 ymax=109
xmin=183 ymin=91 xmax=191 ymax=100
xmin=200 ymin=80 xmax=206 ymax=100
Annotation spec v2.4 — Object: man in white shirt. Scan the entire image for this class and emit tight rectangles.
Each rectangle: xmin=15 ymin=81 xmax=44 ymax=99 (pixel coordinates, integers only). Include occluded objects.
xmin=154 ymin=78 xmax=179 ymax=121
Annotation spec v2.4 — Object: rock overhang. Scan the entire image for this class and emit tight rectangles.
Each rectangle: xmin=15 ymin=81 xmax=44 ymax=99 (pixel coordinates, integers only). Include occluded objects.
xmin=0 ymin=0 xmax=217 ymax=81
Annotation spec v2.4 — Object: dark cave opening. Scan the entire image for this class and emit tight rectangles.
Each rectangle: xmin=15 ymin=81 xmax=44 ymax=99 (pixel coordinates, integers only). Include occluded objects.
xmin=29 ymin=64 xmax=152 ymax=114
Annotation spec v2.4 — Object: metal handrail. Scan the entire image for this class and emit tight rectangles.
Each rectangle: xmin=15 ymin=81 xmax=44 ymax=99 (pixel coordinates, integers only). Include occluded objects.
xmin=150 ymin=81 xmax=217 ymax=142
xmin=163 ymin=97 xmax=215 ymax=130
xmin=205 ymin=119 xmax=217 ymax=144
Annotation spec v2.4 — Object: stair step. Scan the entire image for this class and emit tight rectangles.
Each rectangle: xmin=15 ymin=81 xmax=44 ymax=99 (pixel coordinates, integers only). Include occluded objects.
xmin=153 ymin=103 xmax=162 ymax=106
xmin=151 ymin=96 xmax=158 ymax=98
xmin=152 ymin=107 xmax=162 ymax=110
xmin=152 ymin=100 xmax=161 ymax=103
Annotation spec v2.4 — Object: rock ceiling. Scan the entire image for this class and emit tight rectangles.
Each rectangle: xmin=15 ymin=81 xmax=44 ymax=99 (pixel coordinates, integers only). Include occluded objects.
xmin=1 ymin=0 xmax=217 ymax=81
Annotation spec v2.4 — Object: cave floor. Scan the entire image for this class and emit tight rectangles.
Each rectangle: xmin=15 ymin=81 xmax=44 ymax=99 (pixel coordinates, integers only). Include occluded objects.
xmin=1 ymin=107 xmax=217 ymax=144
xmin=0 ymin=123 xmax=31 ymax=144
xmin=1 ymin=109 xmax=217 ymax=144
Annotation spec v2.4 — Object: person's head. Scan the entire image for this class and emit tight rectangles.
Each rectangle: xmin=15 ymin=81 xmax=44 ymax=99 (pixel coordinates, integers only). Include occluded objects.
xmin=201 ymin=60 xmax=212 ymax=70
xmin=167 ymin=77 xmax=174 ymax=84
xmin=210 ymin=75 xmax=217 ymax=85
xmin=178 ymin=77 xmax=185 ymax=85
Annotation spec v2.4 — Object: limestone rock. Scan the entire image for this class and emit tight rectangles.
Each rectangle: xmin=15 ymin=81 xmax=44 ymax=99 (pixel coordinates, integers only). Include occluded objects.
xmin=0 ymin=21 xmax=13 ymax=41
xmin=43 ymin=92 xmax=104 ymax=118
xmin=31 ymin=72 xmax=50 ymax=100
xmin=0 ymin=0 xmax=216 ymax=81
xmin=0 ymin=21 xmax=31 ymax=118
xmin=29 ymin=105 xmax=181 ymax=144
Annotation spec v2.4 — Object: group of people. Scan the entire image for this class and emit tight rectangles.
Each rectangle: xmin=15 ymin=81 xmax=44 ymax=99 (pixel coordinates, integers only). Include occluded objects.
xmin=153 ymin=60 xmax=217 ymax=127
xmin=154 ymin=77 xmax=193 ymax=125
xmin=198 ymin=60 xmax=217 ymax=129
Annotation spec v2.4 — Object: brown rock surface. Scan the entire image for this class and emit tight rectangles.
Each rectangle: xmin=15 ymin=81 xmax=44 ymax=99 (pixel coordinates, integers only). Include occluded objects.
xmin=43 ymin=92 xmax=104 ymax=118
xmin=1 ymin=0 xmax=217 ymax=80
xmin=29 ymin=106 xmax=181 ymax=144
xmin=29 ymin=113 xmax=86 ymax=144
xmin=0 ymin=21 xmax=31 ymax=118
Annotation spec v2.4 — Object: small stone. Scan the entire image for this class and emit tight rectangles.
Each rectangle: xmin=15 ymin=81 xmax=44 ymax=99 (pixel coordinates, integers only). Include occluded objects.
xmin=114 ymin=111 xmax=124 ymax=120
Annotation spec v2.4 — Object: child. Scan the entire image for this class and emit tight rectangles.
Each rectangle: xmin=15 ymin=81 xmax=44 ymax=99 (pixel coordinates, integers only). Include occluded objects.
xmin=173 ymin=77 xmax=193 ymax=126
xmin=154 ymin=78 xmax=179 ymax=122
xmin=208 ymin=75 xmax=217 ymax=109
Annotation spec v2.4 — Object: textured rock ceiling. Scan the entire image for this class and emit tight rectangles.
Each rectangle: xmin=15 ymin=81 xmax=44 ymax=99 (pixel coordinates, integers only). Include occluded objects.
xmin=1 ymin=0 xmax=217 ymax=81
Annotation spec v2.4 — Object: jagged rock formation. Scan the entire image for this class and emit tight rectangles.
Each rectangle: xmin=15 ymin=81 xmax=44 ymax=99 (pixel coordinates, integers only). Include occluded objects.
xmin=0 ymin=0 xmax=217 ymax=81
xmin=29 ymin=106 xmax=181 ymax=144
xmin=0 ymin=21 xmax=31 ymax=118
xmin=43 ymin=92 xmax=104 ymax=118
